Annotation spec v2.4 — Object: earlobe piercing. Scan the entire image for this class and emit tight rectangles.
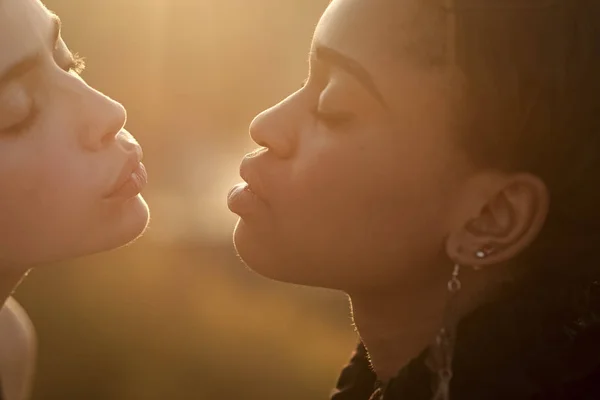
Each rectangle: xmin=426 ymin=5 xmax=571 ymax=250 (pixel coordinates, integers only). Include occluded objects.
xmin=475 ymin=245 xmax=494 ymax=259
xmin=474 ymin=246 xmax=494 ymax=270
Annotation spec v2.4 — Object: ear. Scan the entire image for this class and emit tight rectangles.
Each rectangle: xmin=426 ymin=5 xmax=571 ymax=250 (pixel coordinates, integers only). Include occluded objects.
xmin=446 ymin=173 xmax=549 ymax=268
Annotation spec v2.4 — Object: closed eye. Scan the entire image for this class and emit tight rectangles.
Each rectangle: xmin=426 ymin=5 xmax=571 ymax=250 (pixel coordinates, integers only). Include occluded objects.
xmin=311 ymin=108 xmax=354 ymax=130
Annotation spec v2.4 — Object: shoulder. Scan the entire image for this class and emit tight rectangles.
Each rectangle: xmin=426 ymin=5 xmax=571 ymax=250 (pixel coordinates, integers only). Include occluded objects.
xmin=0 ymin=297 xmax=36 ymax=400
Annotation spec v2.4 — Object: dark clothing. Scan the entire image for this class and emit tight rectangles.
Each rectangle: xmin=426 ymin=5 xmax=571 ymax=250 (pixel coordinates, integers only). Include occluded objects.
xmin=330 ymin=341 xmax=600 ymax=400
xmin=330 ymin=343 xmax=432 ymax=400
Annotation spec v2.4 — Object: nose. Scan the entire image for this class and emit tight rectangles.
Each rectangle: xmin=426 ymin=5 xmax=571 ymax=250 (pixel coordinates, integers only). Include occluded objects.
xmin=79 ymin=88 xmax=128 ymax=152
xmin=249 ymin=95 xmax=298 ymax=159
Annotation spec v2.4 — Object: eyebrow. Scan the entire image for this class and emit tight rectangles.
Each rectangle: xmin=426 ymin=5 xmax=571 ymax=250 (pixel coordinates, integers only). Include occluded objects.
xmin=0 ymin=14 xmax=61 ymax=89
xmin=312 ymin=44 xmax=389 ymax=108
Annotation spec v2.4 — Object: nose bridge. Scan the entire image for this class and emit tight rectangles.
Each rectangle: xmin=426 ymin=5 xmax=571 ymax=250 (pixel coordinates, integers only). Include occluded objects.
xmin=72 ymin=79 xmax=127 ymax=151
xmin=249 ymin=94 xmax=300 ymax=159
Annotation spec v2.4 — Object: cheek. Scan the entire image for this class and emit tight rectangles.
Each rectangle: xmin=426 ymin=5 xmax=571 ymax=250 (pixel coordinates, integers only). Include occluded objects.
xmin=0 ymin=139 xmax=98 ymax=260
xmin=0 ymin=104 xmax=149 ymax=266
xmin=269 ymin=133 xmax=455 ymax=271
xmin=283 ymin=136 xmax=442 ymax=220
xmin=9 ymin=144 xmax=92 ymax=209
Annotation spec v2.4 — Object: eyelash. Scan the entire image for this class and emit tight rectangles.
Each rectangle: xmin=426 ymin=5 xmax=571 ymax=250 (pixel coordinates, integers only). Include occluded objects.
xmin=301 ymin=78 xmax=354 ymax=130
xmin=311 ymin=108 xmax=353 ymax=130
xmin=64 ymin=53 xmax=86 ymax=75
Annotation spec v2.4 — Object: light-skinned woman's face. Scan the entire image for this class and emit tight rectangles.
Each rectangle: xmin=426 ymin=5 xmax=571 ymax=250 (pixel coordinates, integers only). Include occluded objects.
xmin=229 ymin=0 xmax=481 ymax=292
xmin=0 ymin=0 xmax=149 ymax=268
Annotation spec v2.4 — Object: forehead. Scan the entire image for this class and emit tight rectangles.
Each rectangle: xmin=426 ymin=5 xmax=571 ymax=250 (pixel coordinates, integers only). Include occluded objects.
xmin=313 ymin=0 xmax=450 ymax=110
xmin=315 ymin=0 xmax=425 ymax=61
xmin=0 ymin=0 xmax=54 ymax=71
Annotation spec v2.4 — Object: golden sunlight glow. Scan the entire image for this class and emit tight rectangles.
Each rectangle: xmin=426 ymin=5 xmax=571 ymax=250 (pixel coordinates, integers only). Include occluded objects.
xmin=16 ymin=1 xmax=352 ymax=400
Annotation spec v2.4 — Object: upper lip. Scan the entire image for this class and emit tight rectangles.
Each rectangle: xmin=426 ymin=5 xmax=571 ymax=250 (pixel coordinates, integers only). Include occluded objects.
xmin=239 ymin=152 xmax=268 ymax=202
xmin=104 ymin=147 xmax=143 ymax=198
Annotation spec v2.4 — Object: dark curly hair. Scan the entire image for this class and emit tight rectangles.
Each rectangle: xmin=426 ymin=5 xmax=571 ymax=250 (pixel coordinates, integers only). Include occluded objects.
xmin=419 ymin=0 xmax=600 ymax=397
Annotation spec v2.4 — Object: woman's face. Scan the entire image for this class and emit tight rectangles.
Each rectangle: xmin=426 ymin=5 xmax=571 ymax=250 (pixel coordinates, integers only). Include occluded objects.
xmin=230 ymin=0 xmax=478 ymax=292
xmin=0 ymin=0 xmax=149 ymax=268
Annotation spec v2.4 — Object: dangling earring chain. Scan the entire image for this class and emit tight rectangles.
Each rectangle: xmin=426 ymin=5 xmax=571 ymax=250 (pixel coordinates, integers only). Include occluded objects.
xmin=430 ymin=264 xmax=462 ymax=400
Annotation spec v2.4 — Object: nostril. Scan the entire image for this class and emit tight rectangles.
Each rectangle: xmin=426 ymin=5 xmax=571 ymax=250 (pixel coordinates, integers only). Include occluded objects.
xmin=98 ymin=117 xmax=127 ymax=148
xmin=100 ymin=131 xmax=117 ymax=147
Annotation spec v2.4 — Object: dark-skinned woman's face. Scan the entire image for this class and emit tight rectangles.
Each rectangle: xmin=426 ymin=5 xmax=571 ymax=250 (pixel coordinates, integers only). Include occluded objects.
xmin=230 ymin=0 xmax=477 ymax=292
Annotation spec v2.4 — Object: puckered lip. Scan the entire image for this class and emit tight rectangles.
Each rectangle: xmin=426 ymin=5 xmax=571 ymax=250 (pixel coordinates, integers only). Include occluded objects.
xmin=239 ymin=151 xmax=269 ymax=204
xmin=104 ymin=146 xmax=144 ymax=198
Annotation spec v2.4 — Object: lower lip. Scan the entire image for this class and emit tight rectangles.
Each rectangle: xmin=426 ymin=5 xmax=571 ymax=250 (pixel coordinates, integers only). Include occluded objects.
xmin=107 ymin=162 xmax=148 ymax=200
xmin=227 ymin=182 xmax=265 ymax=215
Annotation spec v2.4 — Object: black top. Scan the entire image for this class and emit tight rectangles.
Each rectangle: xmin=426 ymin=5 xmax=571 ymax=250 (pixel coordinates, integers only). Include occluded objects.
xmin=330 ymin=341 xmax=600 ymax=400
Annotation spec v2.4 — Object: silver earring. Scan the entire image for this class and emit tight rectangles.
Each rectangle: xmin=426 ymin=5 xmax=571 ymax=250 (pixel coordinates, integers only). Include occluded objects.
xmin=429 ymin=264 xmax=462 ymax=400
xmin=476 ymin=245 xmax=494 ymax=259
xmin=474 ymin=251 xmax=485 ymax=270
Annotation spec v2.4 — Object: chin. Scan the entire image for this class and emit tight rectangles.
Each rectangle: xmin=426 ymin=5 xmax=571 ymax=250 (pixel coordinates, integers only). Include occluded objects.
xmin=233 ymin=218 xmax=283 ymax=277
xmin=93 ymin=194 xmax=151 ymax=253
xmin=114 ymin=195 xmax=151 ymax=244
xmin=233 ymin=218 xmax=334 ymax=289
xmin=12 ymin=196 xmax=151 ymax=268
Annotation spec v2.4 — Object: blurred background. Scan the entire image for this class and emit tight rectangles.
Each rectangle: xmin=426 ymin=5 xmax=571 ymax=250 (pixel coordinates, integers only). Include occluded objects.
xmin=14 ymin=1 xmax=359 ymax=399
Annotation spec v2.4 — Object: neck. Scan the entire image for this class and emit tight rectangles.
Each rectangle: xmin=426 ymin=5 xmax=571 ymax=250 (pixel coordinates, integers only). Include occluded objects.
xmin=348 ymin=265 xmax=499 ymax=382
xmin=349 ymin=281 xmax=446 ymax=381
xmin=0 ymin=266 xmax=29 ymax=307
